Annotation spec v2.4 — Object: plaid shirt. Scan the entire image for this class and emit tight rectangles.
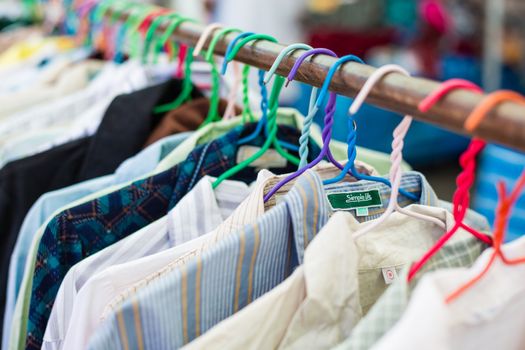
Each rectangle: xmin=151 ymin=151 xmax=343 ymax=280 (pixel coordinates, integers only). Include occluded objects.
xmin=334 ymin=218 xmax=491 ymax=350
xmin=87 ymin=170 xmax=329 ymax=350
xmin=24 ymin=124 xmax=318 ymax=350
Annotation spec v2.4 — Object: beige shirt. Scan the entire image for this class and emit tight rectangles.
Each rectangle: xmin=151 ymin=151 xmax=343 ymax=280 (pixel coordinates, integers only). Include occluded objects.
xmin=182 ymin=202 xmax=482 ymax=350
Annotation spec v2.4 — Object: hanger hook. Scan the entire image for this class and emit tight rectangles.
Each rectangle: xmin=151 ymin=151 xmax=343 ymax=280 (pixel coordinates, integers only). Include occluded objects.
xmin=264 ymin=43 xmax=313 ymax=84
xmin=142 ymin=12 xmax=180 ymax=63
xmin=220 ymin=32 xmax=255 ymax=74
xmin=464 ymin=90 xmax=525 ymax=132
xmin=315 ymin=54 xmax=364 ymax=108
xmin=418 ymin=79 xmax=483 ymax=112
xmin=286 ymin=48 xmax=338 ymax=87
xmin=155 ymin=16 xmax=198 ymax=53
xmin=349 ymin=64 xmax=410 ymax=115
xmin=221 ymin=33 xmax=278 ymax=75
xmin=193 ymin=23 xmax=223 ymax=57
xmin=204 ymin=27 xmax=242 ymax=61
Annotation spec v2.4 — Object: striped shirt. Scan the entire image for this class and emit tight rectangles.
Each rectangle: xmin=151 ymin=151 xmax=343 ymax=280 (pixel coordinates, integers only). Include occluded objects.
xmin=97 ymin=161 xmax=378 ymax=321
xmin=181 ymin=172 xmax=452 ymax=350
xmin=87 ymin=169 xmax=435 ymax=350
xmin=87 ymin=169 xmax=331 ymax=350
xmin=42 ymin=177 xmax=250 ymax=350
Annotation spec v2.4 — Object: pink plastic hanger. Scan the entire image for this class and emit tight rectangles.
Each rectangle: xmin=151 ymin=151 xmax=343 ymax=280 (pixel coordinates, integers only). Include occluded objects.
xmin=351 ymin=65 xmax=447 ymax=239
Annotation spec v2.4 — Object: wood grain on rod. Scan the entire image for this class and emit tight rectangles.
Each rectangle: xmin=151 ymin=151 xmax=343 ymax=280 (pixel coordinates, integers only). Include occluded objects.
xmin=107 ymin=7 xmax=525 ymax=152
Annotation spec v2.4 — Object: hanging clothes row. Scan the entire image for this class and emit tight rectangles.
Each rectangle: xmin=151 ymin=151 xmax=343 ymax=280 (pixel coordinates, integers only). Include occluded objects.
xmin=0 ymin=1 xmax=524 ymax=350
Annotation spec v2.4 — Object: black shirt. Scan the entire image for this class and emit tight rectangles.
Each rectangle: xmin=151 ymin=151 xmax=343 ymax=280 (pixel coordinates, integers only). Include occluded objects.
xmin=0 ymin=78 xmax=203 ymax=330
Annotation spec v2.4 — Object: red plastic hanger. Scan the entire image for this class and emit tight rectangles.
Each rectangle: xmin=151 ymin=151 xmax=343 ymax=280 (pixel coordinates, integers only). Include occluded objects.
xmin=446 ymin=169 xmax=525 ymax=303
xmin=408 ymin=79 xmax=494 ymax=282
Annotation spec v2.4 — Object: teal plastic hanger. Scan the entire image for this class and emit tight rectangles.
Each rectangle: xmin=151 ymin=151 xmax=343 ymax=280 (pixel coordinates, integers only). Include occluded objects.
xmin=199 ymin=27 xmax=243 ymax=126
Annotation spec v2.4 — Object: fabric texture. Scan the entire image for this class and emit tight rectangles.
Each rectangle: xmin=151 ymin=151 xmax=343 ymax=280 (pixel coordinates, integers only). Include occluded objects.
xmin=10 ymin=109 xmax=401 ymax=350
xmin=22 ymin=124 xmax=320 ymax=350
xmin=87 ymin=169 xmax=330 ymax=350
xmin=372 ymin=235 xmax=524 ymax=350
xmin=334 ymin=208 xmax=491 ymax=350
xmin=43 ymin=177 xmax=250 ymax=350
xmin=3 ymin=132 xmax=191 ymax=350
xmin=2 ymin=78 xmax=201 ymax=350
xmin=145 ymin=97 xmax=238 ymax=147
xmin=0 ymin=60 xmax=152 ymax=169
xmin=181 ymin=172 xmax=443 ymax=350
xmin=58 ymin=163 xmax=377 ymax=350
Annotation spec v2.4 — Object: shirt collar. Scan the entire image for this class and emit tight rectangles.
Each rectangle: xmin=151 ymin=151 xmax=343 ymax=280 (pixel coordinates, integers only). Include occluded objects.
xmin=324 ymin=171 xmax=439 ymax=223
xmin=166 ymin=176 xmax=250 ymax=246
xmin=209 ymin=160 xmax=378 ymax=247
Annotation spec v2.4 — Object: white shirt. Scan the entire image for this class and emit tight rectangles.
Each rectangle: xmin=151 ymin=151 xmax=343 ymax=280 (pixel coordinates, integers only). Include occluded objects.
xmin=0 ymin=60 xmax=161 ymax=166
xmin=0 ymin=59 xmax=104 ymax=119
xmin=373 ymin=235 xmax=525 ymax=350
xmin=42 ymin=177 xmax=250 ymax=350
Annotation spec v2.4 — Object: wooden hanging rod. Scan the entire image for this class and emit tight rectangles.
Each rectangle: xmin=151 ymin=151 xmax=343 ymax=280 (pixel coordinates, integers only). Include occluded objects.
xmin=105 ymin=6 xmax=525 ymax=152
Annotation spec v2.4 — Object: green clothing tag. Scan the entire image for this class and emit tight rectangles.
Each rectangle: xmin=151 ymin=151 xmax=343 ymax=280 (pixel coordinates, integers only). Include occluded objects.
xmin=327 ymin=190 xmax=382 ymax=211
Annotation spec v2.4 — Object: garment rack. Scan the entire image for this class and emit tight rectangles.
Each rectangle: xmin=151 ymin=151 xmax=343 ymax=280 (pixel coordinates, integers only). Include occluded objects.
xmin=103 ymin=5 xmax=525 ymax=152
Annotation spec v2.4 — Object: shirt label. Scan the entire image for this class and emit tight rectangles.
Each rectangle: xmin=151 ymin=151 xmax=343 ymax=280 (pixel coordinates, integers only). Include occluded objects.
xmin=236 ymin=146 xmax=288 ymax=169
xmin=382 ymin=267 xmax=398 ymax=285
xmin=326 ymin=190 xmax=382 ymax=211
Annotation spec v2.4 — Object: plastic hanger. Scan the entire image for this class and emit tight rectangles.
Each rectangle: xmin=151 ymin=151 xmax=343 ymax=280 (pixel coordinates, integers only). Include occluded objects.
xmin=464 ymin=90 xmax=525 ymax=132
xmin=141 ymin=12 xmax=180 ymax=63
xmin=152 ymin=16 xmax=199 ymax=114
xmin=446 ymin=169 xmax=525 ymax=304
xmin=264 ymin=51 xmax=365 ymax=203
xmin=222 ymin=33 xmax=300 ymax=165
xmin=263 ymin=43 xmax=313 ymax=85
xmin=193 ymin=24 xmax=240 ymax=125
xmin=222 ymin=32 xmax=299 ymax=150
xmin=318 ymin=64 xmax=420 ymax=201
xmin=222 ymin=33 xmax=300 ymax=153
xmin=346 ymin=65 xmax=447 ymax=239
xmin=282 ymin=48 xmax=343 ymax=169
xmin=201 ymin=27 xmax=244 ymax=124
xmin=212 ymin=73 xmax=288 ymax=189
xmin=193 ymin=23 xmax=225 ymax=125
xmin=221 ymin=31 xmax=257 ymax=122
xmin=407 ymin=83 xmax=517 ymax=282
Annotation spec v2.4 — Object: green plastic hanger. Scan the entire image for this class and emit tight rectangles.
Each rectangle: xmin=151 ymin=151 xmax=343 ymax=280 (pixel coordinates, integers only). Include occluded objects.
xmin=142 ymin=13 xmax=180 ymax=64
xmin=212 ymin=74 xmax=287 ymax=188
xmin=152 ymin=16 xmax=198 ymax=114
xmin=126 ymin=6 xmax=165 ymax=60
xmin=222 ymin=34 xmax=300 ymax=166
xmin=198 ymin=27 xmax=242 ymax=126
xmin=206 ymin=28 xmax=255 ymax=123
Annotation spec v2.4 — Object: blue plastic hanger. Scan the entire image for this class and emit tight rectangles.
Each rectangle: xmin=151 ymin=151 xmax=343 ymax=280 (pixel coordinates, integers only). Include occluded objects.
xmin=317 ymin=58 xmax=419 ymax=201
xmin=222 ymin=32 xmax=299 ymax=153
